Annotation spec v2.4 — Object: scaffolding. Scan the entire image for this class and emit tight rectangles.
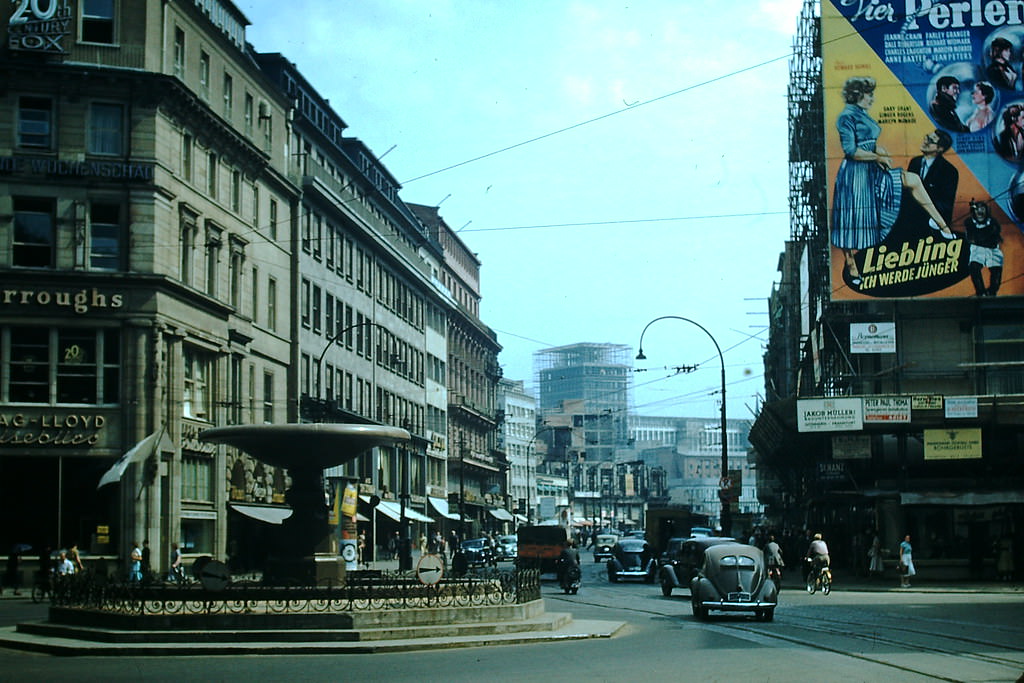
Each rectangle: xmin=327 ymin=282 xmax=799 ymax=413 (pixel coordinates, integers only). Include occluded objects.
xmin=533 ymin=343 xmax=633 ymax=463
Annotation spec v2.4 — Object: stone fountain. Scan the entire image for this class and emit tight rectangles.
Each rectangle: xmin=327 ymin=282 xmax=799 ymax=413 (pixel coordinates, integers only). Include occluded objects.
xmin=199 ymin=423 xmax=410 ymax=583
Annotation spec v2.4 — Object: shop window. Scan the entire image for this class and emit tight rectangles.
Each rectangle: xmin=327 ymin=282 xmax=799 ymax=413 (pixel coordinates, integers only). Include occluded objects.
xmin=88 ymin=202 xmax=121 ymax=270
xmin=183 ymin=346 xmax=214 ymax=420
xmin=5 ymin=327 xmax=119 ymax=405
xmin=12 ymin=197 xmax=55 ymax=268
xmin=17 ymin=97 xmax=52 ymax=149
xmin=88 ymin=102 xmax=123 ymax=155
xmin=181 ymin=517 xmax=214 ymax=554
xmin=81 ymin=0 xmax=115 ymax=44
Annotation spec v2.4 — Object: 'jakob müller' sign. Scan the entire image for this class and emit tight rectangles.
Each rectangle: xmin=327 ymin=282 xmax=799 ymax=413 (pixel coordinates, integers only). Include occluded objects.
xmin=8 ymin=0 xmax=72 ymax=54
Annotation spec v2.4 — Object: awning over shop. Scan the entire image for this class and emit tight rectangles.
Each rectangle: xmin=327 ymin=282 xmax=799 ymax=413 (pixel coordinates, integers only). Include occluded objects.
xmin=901 ymin=491 xmax=1024 ymax=506
xmin=428 ymin=496 xmax=460 ymax=520
xmin=514 ymin=513 xmax=528 ymax=524
xmin=488 ymin=508 xmax=514 ymax=521
xmin=360 ymin=496 xmax=434 ymax=523
xmin=229 ymin=503 xmax=293 ymax=525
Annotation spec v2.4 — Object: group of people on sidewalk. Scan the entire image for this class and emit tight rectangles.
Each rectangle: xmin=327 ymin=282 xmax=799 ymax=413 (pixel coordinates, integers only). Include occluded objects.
xmin=756 ymin=530 xmax=921 ymax=589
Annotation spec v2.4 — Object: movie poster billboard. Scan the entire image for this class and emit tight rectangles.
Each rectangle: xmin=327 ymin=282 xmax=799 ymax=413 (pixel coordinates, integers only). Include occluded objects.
xmin=823 ymin=1 xmax=1024 ymax=299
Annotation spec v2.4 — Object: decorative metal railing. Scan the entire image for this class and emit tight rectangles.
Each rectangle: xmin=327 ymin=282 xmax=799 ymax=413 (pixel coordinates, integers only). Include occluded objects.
xmin=49 ymin=568 xmax=541 ymax=616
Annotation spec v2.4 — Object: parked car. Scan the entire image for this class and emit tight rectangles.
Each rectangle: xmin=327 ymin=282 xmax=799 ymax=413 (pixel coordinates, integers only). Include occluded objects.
xmin=460 ymin=538 xmax=496 ymax=567
xmin=690 ymin=543 xmax=777 ymax=621
xmin=592 ymin=533 xmax=618 ymax=562
xmin=495 ymin=535 xmax=517 ymax=561
xmin=606 ymin=538 xmax=656 ymax=583
xmin=690 ymin=526 xmax=713 ymax=537
xmin=659 ymin=536 xmax=737 ymax=596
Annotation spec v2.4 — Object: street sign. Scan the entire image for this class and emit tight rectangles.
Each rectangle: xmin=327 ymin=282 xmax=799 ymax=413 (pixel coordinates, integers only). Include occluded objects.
xmin=416 ymin=553 xmax=445 ymax=586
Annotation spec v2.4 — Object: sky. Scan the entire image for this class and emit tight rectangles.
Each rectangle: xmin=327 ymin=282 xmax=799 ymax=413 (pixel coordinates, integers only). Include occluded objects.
xmin=237 ymin=0 xmax=806 ymax=420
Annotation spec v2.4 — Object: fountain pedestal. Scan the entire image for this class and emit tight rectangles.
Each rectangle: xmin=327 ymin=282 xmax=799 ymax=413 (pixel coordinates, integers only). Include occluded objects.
xmin=200 ymin=423 xmax=410 ymax=584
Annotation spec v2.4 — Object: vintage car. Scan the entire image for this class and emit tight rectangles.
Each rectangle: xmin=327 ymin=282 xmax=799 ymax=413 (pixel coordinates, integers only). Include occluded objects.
xmin=606 ymin=538 xmax=656 ymax=583
xmin=690 ymin=543 xmax=778 ymax=621
xmin=459 ymin=538 xmax=496 ymax=567
xmin=592 ymin=533 xmax=618 ymax=562
xmin=659 ymin=536 xmax=736 ymax=596
xmin=495 ymin=534 xmax=517 ymax=561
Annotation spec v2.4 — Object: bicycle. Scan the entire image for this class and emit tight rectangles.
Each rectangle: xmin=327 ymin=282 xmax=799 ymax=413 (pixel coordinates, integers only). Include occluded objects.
xmin=805 ymin=561 xmax=832 ymax=595
xmin=30 ymin=571 xmax=52 ymax=604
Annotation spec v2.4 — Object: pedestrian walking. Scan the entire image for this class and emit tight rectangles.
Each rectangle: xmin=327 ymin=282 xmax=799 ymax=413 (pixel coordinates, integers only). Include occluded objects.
xmin=68 ymin=542 xmax=84 ymax=573
xmin=141 ymin=539 xmax=152 ymax=578
xmin=3 ymin=546 xmax=23 ymax=595
xmin=129 ymin=541 xmax=143 ymax=582
xmin=899 ymin=534 xmax=916 ymax=587
xmin=868 ymin=531 xmax=884 ymax=577
xmin=995 ymin=534 xmax=1014 ymax=581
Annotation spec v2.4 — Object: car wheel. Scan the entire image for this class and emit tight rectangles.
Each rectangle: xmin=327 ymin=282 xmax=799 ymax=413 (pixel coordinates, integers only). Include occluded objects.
xmin=661 ymin=580 xmax=672 ymax=597
xmin=763 ymin=609 xmax=775 ymax=622
xmin=692 ymin=602 xmax=707 ymax=620
xmin=608 ymin=571 xmax=618 ymax=583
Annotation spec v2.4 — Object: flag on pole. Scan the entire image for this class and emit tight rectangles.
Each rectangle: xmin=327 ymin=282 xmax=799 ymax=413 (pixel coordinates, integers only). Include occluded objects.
xmin=97 ymin=427 xmax=164 ymax=490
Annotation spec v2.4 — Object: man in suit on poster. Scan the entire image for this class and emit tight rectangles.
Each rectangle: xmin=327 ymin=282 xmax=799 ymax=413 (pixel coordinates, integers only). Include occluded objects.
xmin=895 ymin=129 xmax=959 ymax=241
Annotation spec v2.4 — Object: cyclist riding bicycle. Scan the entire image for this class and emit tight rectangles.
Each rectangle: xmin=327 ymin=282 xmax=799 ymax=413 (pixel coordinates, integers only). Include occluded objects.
xmin=805 ymin=533 xmax=830 ymax=579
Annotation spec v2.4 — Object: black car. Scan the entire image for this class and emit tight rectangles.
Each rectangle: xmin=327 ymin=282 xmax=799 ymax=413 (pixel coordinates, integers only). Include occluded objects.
xmin=606 ymin=538 xmax=656 ymax=583
xmin=592 ymin=533 xmax=618 ymax=562
xmin=690 ymin=543 xmax=777 ymax=621
xmin=659 ymin=536 xmax=736 ymax=596
xmin=460 ymin=538 xmax=496 ymax=567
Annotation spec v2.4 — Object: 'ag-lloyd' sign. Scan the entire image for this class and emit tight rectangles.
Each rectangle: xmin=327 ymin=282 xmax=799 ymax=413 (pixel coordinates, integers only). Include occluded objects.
xmin=8 ymin=0 xmax=71 ymax=54
xmin=797 ymin=398 xmax=864 ymax=432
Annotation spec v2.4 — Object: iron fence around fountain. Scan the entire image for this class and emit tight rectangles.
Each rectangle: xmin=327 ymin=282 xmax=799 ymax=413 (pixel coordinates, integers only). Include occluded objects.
xmin=48 ymin=568 xmax=542 ymax=616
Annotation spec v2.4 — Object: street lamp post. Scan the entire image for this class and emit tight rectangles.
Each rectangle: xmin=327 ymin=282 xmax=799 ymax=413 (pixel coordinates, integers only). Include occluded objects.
xmin=317 ymin=319 xmax=416 ymax=570
xmin=636 ymin=316 xmax=732 ymax=538
xmin=524 ymin=425 xmax=570 ymax=525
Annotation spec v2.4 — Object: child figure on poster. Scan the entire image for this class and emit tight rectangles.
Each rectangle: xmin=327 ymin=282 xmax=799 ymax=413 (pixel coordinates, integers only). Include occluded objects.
xmin=831 ymin=76 xmax=958 ymax=286
xmin=964 ymin=200 xmax=1003 ymax=296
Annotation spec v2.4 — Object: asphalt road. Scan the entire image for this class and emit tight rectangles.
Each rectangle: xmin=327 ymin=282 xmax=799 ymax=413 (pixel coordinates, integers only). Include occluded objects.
xmin=1 ymin=561 xmax=1022 ymax=683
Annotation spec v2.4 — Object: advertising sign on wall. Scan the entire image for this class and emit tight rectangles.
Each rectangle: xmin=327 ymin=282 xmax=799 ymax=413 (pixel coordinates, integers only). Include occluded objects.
xmin=797 ymin=397 xmax=864 ymax=432
xmin=850 ymin=322 xmax=897 ymax=353
xmin=832 ymin=434 xmax=872 ymax=459
xmin=924 ymin=427 xmax=983 ymax=459
xmin=823 ymin=1 xmax=1024 ymax=300
xmin=863 ymin=396 xmax=912 ymax=422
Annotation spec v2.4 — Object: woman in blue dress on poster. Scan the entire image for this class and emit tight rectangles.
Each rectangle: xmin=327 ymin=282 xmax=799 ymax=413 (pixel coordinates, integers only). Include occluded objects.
xmin=832 ymin=76 xmax=956 ymax=285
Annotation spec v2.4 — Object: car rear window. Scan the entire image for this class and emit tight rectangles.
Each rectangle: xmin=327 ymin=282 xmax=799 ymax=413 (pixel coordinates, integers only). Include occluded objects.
xmin=720 ymin=555 xmax=756 ymax=569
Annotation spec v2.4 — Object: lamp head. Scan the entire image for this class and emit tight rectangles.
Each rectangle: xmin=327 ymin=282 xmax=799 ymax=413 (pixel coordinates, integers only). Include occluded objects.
xmin=635 ymin=350 xmax=646 ymax=360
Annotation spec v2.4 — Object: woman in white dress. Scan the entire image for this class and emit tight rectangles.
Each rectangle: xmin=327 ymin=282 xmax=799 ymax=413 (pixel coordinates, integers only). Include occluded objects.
xmin=899 ymin=534 xmax=916 ymax=587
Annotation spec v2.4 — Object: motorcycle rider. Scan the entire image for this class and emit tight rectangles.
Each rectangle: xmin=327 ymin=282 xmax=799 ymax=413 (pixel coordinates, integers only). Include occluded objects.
xmin=557 ymin=539 xmax=581 ymax=589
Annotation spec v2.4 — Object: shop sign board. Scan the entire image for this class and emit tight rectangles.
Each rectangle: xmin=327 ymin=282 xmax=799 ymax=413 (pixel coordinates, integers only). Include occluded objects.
xmin=945 ymin=396 xmax=979 ymax=419
xmin=797 ymin=398 xmax=863 ymax=432
xmin=863 ymin=396 xmax=912 ymax=422
xmin=850 ymin=322 xmax=896 ymax=353
xmin=924 ymin=428 xmax=982 ymax=460
xmin=832 ymin=434 xmax=871 ymax=460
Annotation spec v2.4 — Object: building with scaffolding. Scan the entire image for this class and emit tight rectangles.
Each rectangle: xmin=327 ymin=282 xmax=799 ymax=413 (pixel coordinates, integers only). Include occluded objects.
xmin=533 ymin=343 xmax=632 ymax=465
xmin=750 ymin=0 xmax=1024 ymax=579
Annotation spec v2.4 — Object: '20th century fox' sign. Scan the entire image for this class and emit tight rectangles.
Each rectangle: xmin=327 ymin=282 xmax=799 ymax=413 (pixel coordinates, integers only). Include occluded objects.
xmin=8 ymin=0 xmax=72 ymax=54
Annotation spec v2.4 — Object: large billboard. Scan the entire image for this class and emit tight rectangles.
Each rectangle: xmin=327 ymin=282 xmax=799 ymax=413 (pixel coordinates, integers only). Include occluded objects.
xmin=823 ymin=1 xmax=1024 ymax=299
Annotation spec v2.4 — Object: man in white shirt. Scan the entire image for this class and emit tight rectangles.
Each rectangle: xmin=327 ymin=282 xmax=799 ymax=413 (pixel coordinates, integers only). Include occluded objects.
xmin=55 ymin=550 xmax=75 ymax=576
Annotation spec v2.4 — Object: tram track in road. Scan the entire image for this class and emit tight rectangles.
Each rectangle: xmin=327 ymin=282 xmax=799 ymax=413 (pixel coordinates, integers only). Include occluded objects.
xmin=709 ymin=609 xmax=1024 ymax=682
